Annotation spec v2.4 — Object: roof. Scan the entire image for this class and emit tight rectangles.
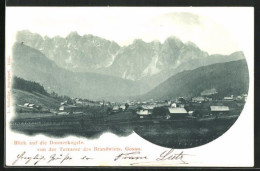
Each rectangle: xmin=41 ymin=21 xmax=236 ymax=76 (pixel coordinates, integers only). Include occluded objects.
xmin=59 ymin=105 xmax=78 ymax=110
xmin=210 ymin=106 xmax=229 ymax=112
xmin=224 ymin=97 xmax=233 ymax=100
xmin=136 ymin=109 xmax=152 ymax=115
xmin=113 ymin=106 xmax=119 ymax=110
xmin=192 ymin=97 xmax=205 ymax=100
xmin=119 ymin=105 xmax=126 ymax=109
xmin=168 ymin=107 xmax=187 ymax=114
xmin=59 ymin=106 xmax=65 ymax=111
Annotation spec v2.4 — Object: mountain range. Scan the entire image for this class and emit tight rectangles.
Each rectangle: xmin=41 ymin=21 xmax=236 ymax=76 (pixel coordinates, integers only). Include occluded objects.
xmin=13 ymin=30 xmax=248 ymax=101
xmin=12 ymin=43 xmax=150 ymax=100
xmin=139 ymin=59 xmax=249 ymax=101
xmin=16 ymin=31 xmax=244 ymax=84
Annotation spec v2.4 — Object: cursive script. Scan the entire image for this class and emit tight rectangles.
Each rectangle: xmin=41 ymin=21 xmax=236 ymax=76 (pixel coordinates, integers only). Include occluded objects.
xmin=130 ymin=148 xmax=190 ymax=165
xmin=80 ymin=156 xmax=93 ymax=160
xmin=12 ymin=149 xmax=190 ymax=166
xmin=47 ymin=153 xmax=72 ymax=164
xmin=156 ymin=148 xmax=188 ymax=164
xmin=12 ymin=151 xmax=45 ymax=165
xmin=114 ymin=151 xmax=148 ymax=161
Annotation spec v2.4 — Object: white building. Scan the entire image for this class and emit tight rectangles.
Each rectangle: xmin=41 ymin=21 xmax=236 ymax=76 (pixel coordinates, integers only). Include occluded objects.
xmin=171 ymin=103 xmax=177 ymax=108
xmin=136 ymin=109 xmax=152 ymax=119
xmin=167 ymin=107 xmax=188 ymax=119
xmin=119 ymin=105 xmax=126 ymax=111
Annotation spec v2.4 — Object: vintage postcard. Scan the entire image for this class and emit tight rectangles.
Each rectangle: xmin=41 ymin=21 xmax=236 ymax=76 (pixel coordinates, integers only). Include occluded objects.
xmin=5 ymin=7 xmax=254 ymax=167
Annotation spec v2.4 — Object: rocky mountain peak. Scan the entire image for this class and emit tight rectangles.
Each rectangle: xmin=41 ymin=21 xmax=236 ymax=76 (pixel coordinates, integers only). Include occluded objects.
xmin=15 ymin=30 xmax=244 ymax=82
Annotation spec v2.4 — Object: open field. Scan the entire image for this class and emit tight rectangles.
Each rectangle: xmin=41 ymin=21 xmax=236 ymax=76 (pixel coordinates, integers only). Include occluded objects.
xmin=10 ymin=109 xmax=241 ymax=148
xmin=134 ymin=115 xmax=238 ymax=148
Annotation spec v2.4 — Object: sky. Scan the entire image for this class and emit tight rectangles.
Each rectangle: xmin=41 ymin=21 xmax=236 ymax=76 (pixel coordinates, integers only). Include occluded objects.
xmin=6 ymin=7 xmax=253 ymax=56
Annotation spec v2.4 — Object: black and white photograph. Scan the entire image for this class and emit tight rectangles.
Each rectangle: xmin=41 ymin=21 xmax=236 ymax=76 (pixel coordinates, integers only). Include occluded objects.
xmin=5 ymin=7 xmax=254 ymax=167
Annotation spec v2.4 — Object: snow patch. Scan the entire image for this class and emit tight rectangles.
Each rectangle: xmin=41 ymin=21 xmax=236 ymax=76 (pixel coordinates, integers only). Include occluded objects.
xmin=105 ymin=51 xmax=119 ymax=67
xmin=122 ymin=70 xmax=127 ymax=79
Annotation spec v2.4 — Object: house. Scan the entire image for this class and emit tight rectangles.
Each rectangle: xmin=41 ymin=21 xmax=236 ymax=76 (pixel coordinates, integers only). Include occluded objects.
xmin=188 ymin=111 xmax=194 ymax=115
xmin=167 ymin=107 xmax=188 ymax=119
xmin=192 ymin=97 xmax=205 ymax=103
xmin=140 ymin=105 xmax=155 ymax=115
xmin=243 ymin=94 xmax=248 ymax=102
xmin=59 ymin=105 xmax=81 ymax=114
xmin=28 ymin=104 xmax=36 ymax=108
xmin=171 ymin=103 xmax=177 ymax=108
xmin=17 ymin=103 xmax=38 ymax=112
xmin=224 ymin=95 xmax=234 ymax=101
xmin=75 ymin=99 xmax=83 ymax=104
xmin=136 ymin=109 xmax=152 ymax=119
xmin=24 ymin=103 xmax=30 ymax=107
xmin=236 ymin=96 xmax=242 ymax=100
xmin=119 ymin=105 xmax=126 ymax=111
xmin=210 ymin=106 xmax=229 ymax=115
xmin=60 ymin=101 xmax=67 ymax=106
xmin=112 ymin=106 xmax=120 ymax=112
xmin=57 ymin=111 xmax=70 ymax=115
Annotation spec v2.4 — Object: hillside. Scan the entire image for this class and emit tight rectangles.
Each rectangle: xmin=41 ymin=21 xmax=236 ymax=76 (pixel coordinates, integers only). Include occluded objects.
xmin=12 ymin=76 xmax=61 ymax=109
xmin=140 ymin=59 xmax=249 ymax=101
xmin=12 ymin=89 xmax=61 ymax=109
xmin=12 ymin=76 xmax=48 ymax=95
xmin=12 ymin=42 xmax=150 ymax=100
xmin=136 ymin=51 xmax=245 ymax=90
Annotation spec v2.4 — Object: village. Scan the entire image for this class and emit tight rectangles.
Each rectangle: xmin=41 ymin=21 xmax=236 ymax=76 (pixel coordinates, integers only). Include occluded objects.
xmin=15 ymin=88 xmax=247 ymax=121
xmin=11 ymin=88 xmax=248 ymax=148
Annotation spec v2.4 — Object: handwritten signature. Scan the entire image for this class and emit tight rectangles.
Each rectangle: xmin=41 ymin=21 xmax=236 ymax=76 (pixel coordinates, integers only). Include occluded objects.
xmin=12 ymin=148 xmax=190 ymax=166
xmin=114 ymin=151 xmax=148 ymax=161
xmin=12 ymin=151 xmax=92 ymax=165
xmin=129 ymin=148 xmax=189 ymax=165
xmin=156 ymin=148 xmax=188 ymax=164
xmin=12 ymin=151 xmax=45 ymax=165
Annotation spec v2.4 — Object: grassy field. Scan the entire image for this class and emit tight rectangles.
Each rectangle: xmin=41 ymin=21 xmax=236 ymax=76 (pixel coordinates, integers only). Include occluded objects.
xmin=10 ymin=109 xmax=241 ymax=149
xmin=10 ymin=111 xmax=135 ymax=138
xmin=134 ymin=115 xmax=238 ymax=148
xmin=12 ymin=89 xmax=61 ymax=109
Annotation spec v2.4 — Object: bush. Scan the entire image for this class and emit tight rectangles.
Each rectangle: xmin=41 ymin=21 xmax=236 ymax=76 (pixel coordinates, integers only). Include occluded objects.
xmin=152 ymin=107 xmax=168 ymax=118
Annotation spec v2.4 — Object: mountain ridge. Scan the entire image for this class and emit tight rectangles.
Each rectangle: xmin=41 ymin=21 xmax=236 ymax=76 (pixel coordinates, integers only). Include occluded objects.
xmin=12 ymin=42 xmax=151 ymax=100
xmin=16 ymin=30 xmax=245 ymax=83
xmin=139 ymin=59 xmax=249 ymax=101
xmin=12 ymin=42 xmax=249 ymax=101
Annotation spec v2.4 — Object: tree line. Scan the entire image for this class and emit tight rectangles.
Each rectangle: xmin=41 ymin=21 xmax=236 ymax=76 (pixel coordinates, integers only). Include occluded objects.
xmin=12 ymin=76 xmax=48 ymax=95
